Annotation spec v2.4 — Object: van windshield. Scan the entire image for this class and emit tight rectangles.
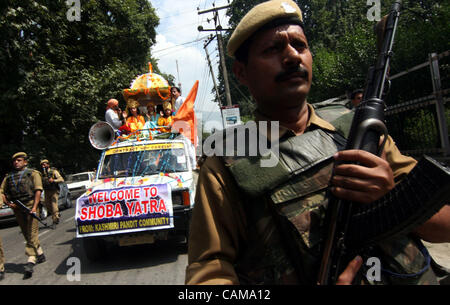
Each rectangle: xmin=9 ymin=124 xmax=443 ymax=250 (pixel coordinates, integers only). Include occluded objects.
xmin=98 ymin=144 xmax=188 ymax=179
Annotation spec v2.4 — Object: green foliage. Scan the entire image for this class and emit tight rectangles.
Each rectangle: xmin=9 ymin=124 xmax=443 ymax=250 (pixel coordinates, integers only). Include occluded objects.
xmin=310 ymin=22 xmax=376 ymax=102
xmin=222 ymin=0 xmax=449 ymax=112
xmin=385 ymin=0 xmax=450 ymax=105
xmin=0 ymin=0 xmax=161 ymax=176
xmin=240 ymin=114 xmax=255 ymax=124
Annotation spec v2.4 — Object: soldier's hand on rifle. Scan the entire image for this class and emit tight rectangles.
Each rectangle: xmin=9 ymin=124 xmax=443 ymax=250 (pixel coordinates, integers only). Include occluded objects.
xmin=2 ymin=195 xmax=16 ymax=209
xmin=6 ymin=201 xmax=17 ymax=210
xmin=331 ymin=149 xmax=395 ymax=204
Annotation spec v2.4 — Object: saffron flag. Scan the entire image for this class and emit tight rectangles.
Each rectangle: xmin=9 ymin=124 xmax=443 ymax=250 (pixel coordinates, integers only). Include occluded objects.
xmin=173 ymin=81 xmax=199 ymax=147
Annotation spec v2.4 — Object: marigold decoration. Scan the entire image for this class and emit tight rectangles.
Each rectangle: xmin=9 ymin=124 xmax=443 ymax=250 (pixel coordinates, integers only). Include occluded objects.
xmin=123 ymin=63 xmax=171 ymax=104
xmin=160 ymin=172 xmax=183 ymax=188
xmin=112 ymin=129 xmax=148 ymax=146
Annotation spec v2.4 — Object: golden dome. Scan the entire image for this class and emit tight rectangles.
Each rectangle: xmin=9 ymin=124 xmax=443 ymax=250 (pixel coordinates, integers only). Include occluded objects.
xmin=122 ymin=63 xmax=171 ymax=105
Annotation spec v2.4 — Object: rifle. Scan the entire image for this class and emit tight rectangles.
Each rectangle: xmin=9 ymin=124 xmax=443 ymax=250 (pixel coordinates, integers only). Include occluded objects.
xmin=316 ymin=0 xmax=450 ymax=284
xmin=12 ymin=199 xmax=48 ymax=227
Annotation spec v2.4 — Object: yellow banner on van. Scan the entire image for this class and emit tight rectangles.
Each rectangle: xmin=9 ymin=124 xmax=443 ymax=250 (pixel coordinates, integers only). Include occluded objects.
xmin=105 ymin=142 xmax=184 ymax=155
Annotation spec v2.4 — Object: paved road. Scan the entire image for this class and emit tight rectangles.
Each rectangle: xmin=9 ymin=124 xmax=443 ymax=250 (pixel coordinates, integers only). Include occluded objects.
xmin=1 ymin=204 xmax=448 ymax=285
xmin=0 ymin=206 xmax=188 ymax=285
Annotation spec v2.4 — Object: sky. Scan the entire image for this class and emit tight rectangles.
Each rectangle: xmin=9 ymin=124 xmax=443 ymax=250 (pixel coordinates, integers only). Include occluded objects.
xmin=149 ymin=0 xmax=232 ymax=131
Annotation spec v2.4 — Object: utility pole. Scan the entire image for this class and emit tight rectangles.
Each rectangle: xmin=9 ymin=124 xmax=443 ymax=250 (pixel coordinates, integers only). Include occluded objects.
xmin=198 ymin=2 xmax=232 ymax=107
xmin=176 ymin=60 xmax=181 ymax=90
xmin=204 ymin=35 xmax=221 ymax=106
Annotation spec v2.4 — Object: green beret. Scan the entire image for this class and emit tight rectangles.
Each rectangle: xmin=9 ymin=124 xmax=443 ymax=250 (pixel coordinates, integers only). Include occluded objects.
xmin=12 ymin=152 xmax=27 ymax=160
xmin=227 ymin=0 xmax=303 ymax=57
xmin=40 ymin=159 xmax=49 ymax=165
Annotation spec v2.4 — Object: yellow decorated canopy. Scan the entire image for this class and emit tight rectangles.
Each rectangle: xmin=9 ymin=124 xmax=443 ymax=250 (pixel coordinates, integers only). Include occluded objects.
xmin=122 ymin=63 xmax=171 ymax=106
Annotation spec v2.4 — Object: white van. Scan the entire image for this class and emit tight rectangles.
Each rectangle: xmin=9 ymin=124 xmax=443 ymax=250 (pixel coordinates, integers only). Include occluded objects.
xmin=75 ymin=136 xmax=196 ymax=261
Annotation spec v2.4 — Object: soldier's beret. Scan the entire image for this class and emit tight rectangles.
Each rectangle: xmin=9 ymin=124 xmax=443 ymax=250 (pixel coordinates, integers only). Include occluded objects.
xmin=40 ymin=159 xmax=49 ymax=165
xmin=227 ymin=0 xmax=303 ymax=57
xmin=12 ymin=152 xmax=27 ymax=160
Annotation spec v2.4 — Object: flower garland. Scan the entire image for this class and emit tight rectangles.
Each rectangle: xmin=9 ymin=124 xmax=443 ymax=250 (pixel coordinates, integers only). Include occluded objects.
xmin=160 ymin=172 xmax=183 ymax=188
xmin=157 ymin=87 xmax=171 ymax=101
xmin=111 ymin=127 xmax=164 ymax=145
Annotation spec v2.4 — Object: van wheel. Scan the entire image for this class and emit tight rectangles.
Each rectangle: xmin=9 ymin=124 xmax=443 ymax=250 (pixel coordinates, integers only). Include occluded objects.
xmin=82 ymin=238 xmax=107 ymax=261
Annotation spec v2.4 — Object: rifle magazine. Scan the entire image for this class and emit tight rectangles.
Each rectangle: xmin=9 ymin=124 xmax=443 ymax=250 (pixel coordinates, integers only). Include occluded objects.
xmin=347 ymin=155 xmax=450 ymax=249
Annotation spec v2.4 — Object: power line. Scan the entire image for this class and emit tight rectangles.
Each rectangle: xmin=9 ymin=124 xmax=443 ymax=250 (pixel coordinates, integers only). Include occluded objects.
xmin=200 ymin=67 xmax=214 ymax=112
xmin=198 ymin=3 xmax=232 ymax=107
xmin=157 ymin=21 xmax=201 ymax=35
xmin=230 ymin=77 xmax=252 ymax=104
xmin=197 ymin=63 xmax=211 ymax=112
xmin=152 ymin=36 xmax=208 ymax=54
xmin=158 ymin=8 xmax=199 ymax=21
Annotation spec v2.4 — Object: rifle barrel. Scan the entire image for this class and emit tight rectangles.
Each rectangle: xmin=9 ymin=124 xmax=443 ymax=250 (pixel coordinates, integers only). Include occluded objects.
xmin=317 ymin=0 xmax=402 ymax=284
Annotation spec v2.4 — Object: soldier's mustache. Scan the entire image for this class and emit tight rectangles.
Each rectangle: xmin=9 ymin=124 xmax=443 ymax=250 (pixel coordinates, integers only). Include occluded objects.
xmin=275 ymin=66 xmax=309 ymax=82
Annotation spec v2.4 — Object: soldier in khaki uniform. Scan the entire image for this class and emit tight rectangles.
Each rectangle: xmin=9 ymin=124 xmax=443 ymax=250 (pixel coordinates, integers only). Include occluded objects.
xmin=40 ymin=159 xmax=64 ymax=226
xmin=186 ymin=0 xmax=450 ymax=285
xmin=0 ymin=152 xmax=46 ymax=279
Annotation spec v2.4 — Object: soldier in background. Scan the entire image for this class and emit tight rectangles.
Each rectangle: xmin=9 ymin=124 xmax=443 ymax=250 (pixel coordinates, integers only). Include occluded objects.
xmin=40 ymin=159 xmax=64 ymax=227
xmin=0 ymin=152 xmax=46 ymax=279
xmin=350 ymin=88 xmax=364 ymax=108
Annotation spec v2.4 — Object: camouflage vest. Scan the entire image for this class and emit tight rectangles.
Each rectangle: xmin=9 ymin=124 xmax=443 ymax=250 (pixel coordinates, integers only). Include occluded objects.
xmin=42 ymin=167 xmax=59 ymax=190
xmin=4 ymin=168 xmax=36 ymax=203
xmin=222 ymin=124 xmax=437 ymax=285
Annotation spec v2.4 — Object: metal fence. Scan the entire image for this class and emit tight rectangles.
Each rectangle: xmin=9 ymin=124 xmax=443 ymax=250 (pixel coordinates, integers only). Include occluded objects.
xmin=385 ymin=51 xmax=450 ymax=162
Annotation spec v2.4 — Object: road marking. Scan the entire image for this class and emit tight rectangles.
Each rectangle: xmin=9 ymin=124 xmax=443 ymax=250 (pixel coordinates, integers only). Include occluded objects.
xmin=23 ymin=229 xmax=50 ymax=244
xmin=65 ymin=216 xmax=75 ymax=223
xmin=40 ymin=230 xmax=51 ymax=237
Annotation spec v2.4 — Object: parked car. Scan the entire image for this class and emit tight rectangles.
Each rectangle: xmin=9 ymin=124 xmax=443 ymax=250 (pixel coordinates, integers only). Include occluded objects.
xmin=0 ymin=202 xmax=16 ymax=224
xmin=66 ymin=172 xmax=95 ymax=200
